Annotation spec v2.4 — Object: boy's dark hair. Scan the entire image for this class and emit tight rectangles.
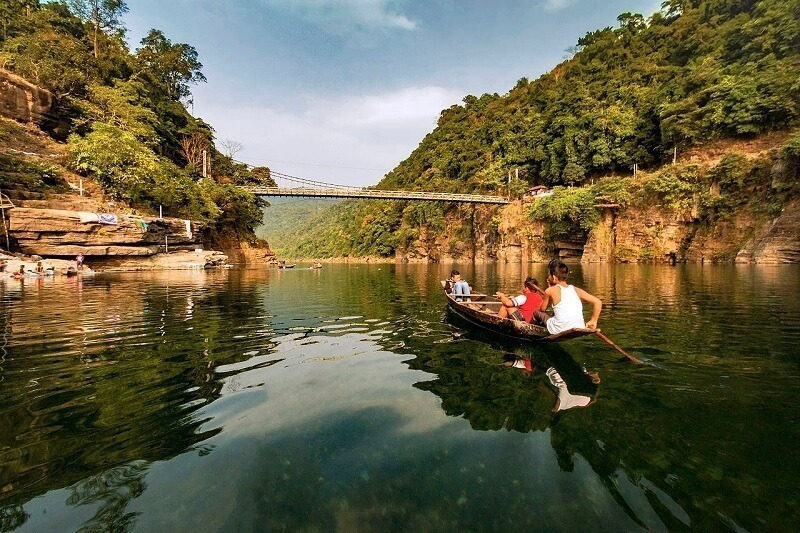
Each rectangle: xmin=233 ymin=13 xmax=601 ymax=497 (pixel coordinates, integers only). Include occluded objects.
xmin=524 ymin=277 xmax=539 ymax=291
xmin=548 ymin=259 xmax=570 ymax=281
xmin=450 ymin=269 xmax=460 ymax=276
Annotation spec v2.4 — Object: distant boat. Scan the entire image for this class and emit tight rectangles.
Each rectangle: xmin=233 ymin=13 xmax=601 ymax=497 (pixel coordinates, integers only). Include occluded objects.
xmin=278 ymin=264 xmax=296 ymax=269
xmin=312 ymin=262 xmax=322 ymax=269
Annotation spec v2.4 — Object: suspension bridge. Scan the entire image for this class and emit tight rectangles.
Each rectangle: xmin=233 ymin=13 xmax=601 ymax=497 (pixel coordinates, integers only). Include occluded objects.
xmin=238 ymin=170 xmax=510 ymax=205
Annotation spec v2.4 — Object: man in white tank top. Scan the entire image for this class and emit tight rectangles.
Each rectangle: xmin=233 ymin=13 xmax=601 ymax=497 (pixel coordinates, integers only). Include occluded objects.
xmin=534 ymin=260 xmax=602 ymax=334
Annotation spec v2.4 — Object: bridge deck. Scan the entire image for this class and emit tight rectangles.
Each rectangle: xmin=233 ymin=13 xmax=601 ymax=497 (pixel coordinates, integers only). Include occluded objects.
xmin=244 ymin=187 xmax=509 ymax=205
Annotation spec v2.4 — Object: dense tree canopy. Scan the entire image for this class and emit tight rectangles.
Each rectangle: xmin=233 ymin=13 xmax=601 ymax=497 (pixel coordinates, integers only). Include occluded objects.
xmin=136 ymin=29 xmax=206 ymax=102
xmin=377 ymin=0 xmax=800 ymax=194
xmin=67 ymin=0 xmax=127 ymax=58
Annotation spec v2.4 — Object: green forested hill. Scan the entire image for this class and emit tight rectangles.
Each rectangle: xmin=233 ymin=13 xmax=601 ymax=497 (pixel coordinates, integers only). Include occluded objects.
xmin=277 ymin=0 xmax=800 ymax=258
xmin=255 ymin=198 xmax=342 ymax=256
xmin=381 ymin=0 xmax=799 ymax=193
xmin=0 ymin=1 xmax=274 ymax=240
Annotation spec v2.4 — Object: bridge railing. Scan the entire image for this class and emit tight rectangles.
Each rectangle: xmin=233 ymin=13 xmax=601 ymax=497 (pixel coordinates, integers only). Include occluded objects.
xmin=243 ymin=186 xmax=509 ymax=205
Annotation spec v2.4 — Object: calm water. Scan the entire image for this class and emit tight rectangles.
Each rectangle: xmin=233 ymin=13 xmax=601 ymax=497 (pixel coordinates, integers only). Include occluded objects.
xmin=0 ymin=264 xmax=798 ymax=532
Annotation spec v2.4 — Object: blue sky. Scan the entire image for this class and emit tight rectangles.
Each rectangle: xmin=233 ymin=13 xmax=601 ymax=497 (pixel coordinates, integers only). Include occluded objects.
xmin=125 ymin=0 xmax=661 ymax=186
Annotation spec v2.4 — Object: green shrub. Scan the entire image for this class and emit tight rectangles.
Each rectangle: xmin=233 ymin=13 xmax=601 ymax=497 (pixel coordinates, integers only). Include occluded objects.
xmin=614 ymin=246 xmax=638 ymax=262
xmin=199 ymin=180 xmax=264 ymax=235
xmin=639 ymin=165 xmax=700 ymax=213
xmin=0 ymin=153 xmax=69 ymax=192
xmin=403 ymin=202 xmax=445 ymax=231
xmin=591 ymin=176 xmax=634 ymax=205
xmin=530 ymin=186 xmax=599 ymax=240
xmin=68 ymin=123 xmax=262 ymax=234
xmin=782 ymin=129 xmax=800 ymax=186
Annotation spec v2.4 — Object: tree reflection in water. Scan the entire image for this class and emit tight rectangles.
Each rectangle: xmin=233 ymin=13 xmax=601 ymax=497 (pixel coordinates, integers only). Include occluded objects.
xmin=66 ymin=461 xmax=149 ymax=532
xmin=0 ymin=272 xmax=263 ymax=529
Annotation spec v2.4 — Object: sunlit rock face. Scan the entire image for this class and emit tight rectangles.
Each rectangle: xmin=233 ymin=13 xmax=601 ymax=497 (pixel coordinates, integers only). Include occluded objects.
xmin=580 ymin=201 xmax=800 ymax=265
xmin=735 ymin=201 xmax=800 ymax=264
xmin=0 ymin=69 xmax=53 ymax=127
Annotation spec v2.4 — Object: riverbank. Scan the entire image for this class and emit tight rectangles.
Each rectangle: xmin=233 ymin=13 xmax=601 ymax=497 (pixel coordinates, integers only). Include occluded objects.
xmin=0 ymin=249 xmax=232 ymax=275
xmin=0 ymin=109 xmax=274 ymax=269
xmin=0 ymin=252 xmax=95 ymax=277
xmin=264 ymin=131 xmax=800 ymax=265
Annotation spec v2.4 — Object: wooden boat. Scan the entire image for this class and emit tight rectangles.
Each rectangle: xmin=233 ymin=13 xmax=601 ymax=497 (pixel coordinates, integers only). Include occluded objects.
xmin=442 ymin=281 xmax=596 ymax=342
xmin=278 ymin=264 xmax=296 ymax=269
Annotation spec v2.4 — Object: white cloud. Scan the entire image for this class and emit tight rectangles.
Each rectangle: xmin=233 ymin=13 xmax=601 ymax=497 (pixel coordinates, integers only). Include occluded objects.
xmin=542 ymin=0 xmax=579 ymax=12
xmin=307 ymin=86 xmax=463 ymax=126
xmin=262 ymin=0 xmax=418 ymax=35
xmin=199 ymin=86 xmax=464 ymax=187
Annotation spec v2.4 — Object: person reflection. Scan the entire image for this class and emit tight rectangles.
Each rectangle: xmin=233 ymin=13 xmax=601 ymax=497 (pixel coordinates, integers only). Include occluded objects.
xmin=504 ymin=352 xmax=600 ymax=412
xmin=502 ymin=354 xmax=542 ymax=378
xmin=546 ymin=366 xmax=600 ymax=412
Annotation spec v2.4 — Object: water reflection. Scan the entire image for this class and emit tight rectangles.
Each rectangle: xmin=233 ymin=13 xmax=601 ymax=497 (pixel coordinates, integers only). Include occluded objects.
xmin=0 ymin=271 xmax=249 ymax=526
xmin=503 ymin=354 xmax=600 ymax=413
xmin=0 ymin=265 xmax=798 ymax=531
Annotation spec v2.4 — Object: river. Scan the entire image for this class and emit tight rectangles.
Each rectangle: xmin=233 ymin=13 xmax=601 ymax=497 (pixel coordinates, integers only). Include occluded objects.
xmin=0 ymin=263 xmax=798 ymax=531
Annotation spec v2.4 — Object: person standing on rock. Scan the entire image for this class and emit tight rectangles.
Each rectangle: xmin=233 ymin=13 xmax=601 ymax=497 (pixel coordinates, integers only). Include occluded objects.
xmin=76 ymin=253 xmax=84 ymax=271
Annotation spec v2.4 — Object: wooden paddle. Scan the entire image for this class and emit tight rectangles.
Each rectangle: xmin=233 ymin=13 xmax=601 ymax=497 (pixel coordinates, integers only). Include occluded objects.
xmin=594 ymin=330 xmax=642 ymax=364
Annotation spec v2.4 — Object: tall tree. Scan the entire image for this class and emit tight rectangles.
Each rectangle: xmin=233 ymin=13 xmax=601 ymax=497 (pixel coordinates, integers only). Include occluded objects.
xmin=68 ymin=0 xmax=127 ymax=58
xmin=136 ymin=29 xmax=206 ymax=102
xmin=0 ymin=1 xmax=38 ymax=42
xmin=220 ymin=139 xmax=243 ymax=158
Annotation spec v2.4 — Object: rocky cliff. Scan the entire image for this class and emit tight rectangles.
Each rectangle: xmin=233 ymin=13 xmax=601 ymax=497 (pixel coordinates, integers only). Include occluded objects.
xmin=0 ymin=69 xmax=59 ymax=131
xmin=734 ymin=201 xmax=800 ymax=263
xmin=390 ymin=193 xmax=799 ymax=265
xmin=579 ymin=200 xmax=800 ymax=265
xmin=8 ymin=208 xmax=202 ymax=257
xmin=389 ymin=133 xmax=800 ymax=265
xmin=394 ymin=202 xmax=550 ymax=264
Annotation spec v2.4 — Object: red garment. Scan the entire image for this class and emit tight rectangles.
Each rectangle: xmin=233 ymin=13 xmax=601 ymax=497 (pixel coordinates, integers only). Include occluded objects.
xmin=517 ymin=293 xmax=542 ymax=323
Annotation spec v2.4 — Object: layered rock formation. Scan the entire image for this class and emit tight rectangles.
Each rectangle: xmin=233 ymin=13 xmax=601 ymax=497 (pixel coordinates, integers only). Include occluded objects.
xmin=735 ymin=201 xmax=800 ymax=263
xmin=0 ymin=69 xmax=54 ymax=128
xmin=580 ymin=201 xmax=800 ymax=264
xmin=89 ymin=250 xmax=229 ymax=272
xmin=390 ymin=195 xmax=800 ymax=265
xmin=394 ymin=202 xmax=551 ymax=263
xmin=9 ymin=208 xmax=202 ymax=257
